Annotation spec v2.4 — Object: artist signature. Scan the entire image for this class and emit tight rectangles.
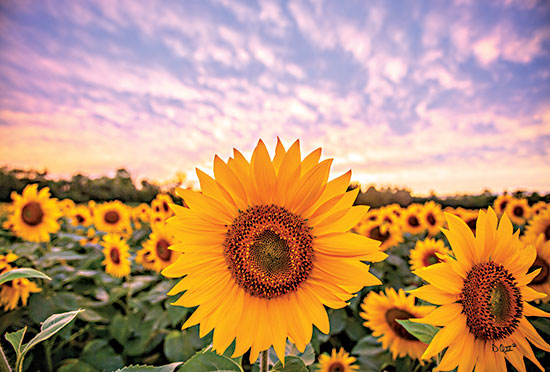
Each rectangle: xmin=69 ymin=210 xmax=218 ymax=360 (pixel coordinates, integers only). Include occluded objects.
xmin=492 ymin=343 xmax=516 ymax=354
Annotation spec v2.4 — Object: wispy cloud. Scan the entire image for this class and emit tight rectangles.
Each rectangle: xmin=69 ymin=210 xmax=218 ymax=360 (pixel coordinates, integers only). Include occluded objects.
xmin=0 ymin=0 xmax=548 ymax=195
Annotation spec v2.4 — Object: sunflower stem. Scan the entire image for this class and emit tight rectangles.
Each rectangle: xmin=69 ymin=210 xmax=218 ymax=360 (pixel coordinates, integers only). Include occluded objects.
xmin=260 ymin=350 xmax=268 ymax=372
xmin=0 ymin=343 xmax=12 ymax=372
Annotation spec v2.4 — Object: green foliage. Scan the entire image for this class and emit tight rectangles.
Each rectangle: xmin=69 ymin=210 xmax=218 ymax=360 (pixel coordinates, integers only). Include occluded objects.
xmin=395 ymin=320 xmax=440 ymax=344
xmin=0 ymin=268 xmax=51 ymax=285
xmin=270 ymin=356 xmax=307 ymax=372
xmin=177 ymin=349 xmax=243 ymax=372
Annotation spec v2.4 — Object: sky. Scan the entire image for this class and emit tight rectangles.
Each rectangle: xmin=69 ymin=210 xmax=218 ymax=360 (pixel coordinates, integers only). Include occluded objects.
xmin=0 ymin=0 xmax=549 ymax=196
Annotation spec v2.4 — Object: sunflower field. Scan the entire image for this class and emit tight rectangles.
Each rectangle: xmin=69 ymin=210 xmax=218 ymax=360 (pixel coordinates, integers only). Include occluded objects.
xmin=1 ymin=140 xmax=549 ymax=372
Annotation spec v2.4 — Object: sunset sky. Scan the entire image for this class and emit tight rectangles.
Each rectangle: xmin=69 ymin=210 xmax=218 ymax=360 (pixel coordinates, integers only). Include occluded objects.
xmin=1 ymin=0 xmax=549 ymax=195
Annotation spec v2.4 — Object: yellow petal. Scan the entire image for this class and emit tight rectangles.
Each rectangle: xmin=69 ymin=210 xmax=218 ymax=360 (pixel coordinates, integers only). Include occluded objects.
xmin=413 ymin=263 xmax=463 ymax=294
xmin=214 ymin=155 xmax=248 ymax=207
xmin=409 ymin=285 xmax=459 ymax=305
xmin=251 ymin=139 xmax=277 ymax=204
xmin=313 ymin=205 xmax=369 ymax=236
xmin=422 ymin=314 xmax=467 ymax=359
xmin=411 ymin=303 xmax=462 ymax=326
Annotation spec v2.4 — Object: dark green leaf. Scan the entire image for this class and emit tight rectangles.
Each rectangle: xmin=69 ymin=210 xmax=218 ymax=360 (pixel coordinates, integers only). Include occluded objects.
xmin=352 ymin=335 xmax=384 ymax=356
xmin=109 ymin=314 xmax=129 ymax=345
xmin=57 ymin=359 xmax=99 ymax=372
xmin=395 ymin=320 xmax=439 ymax=344
xmin=329 ymin=309 xmax=347 ymax=334
xmin=177 ymin=350 xmax=243 ymax=372
xmin=81 ymin=339 xmax=124 ymax=371
xmin=5 ymin=327 xmax=26 ymax=359
xmin=271 ymin=356 xmax=308 ymax=372
xmin=28 ymin=293 xmax=56 ymax=324
xmin=0 ymin=268 xmax=51 ymax=285
xmin=163 ymin=330 xmax=201 ymax=363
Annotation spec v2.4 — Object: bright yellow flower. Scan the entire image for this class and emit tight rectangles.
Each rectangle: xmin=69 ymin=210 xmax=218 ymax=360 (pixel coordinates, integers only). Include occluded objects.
xmin=151 ymin=194 xmax=175 ymax=220
xmin=57 ymin=198 xmax=76 ymax=215
xmin=0 ymin=267 xmax=41 ymax=311
xmin=79 ymin=228 xmax=99 ymax=246
xmin=360 ymin=288 xmax=433 ymax=361
xmin=8 ymin=184 xmax=62 ymax=242
xmin=505 ymin=198 xmax=531 ymax=225
xmin=358 ymin=220 xmax=403 ymax=251
xmin=94 ymin=201 xmax=131 ymax=234
xmin=162 ymin=139 xmax=386 ymax=363
xmin=524 ymin=235 xmax=550 ymax=303
xmin=101 ymin=234 xmax=131 ymax=278
xmin=419 ymin=201 xmax=445 ymax=236
xmin=523 ymin=208 xmax=550 ymax=248
xmin=531 ymin=201 xmax=548 ymax=217
xmin=401 ymin=204 xmax=425 ymax=235
xmin=493 ymin=194 xmax=513 ymax=216
xmin=411 ymin=208 xmax=550 ymax=372
xmin=0 ymin=252 xmax=18 ymax=270
xmin=137 ymin=222 xmax=180 ymax=272
xmin=409 ymin=238 xmax=451 ymax=271
xmin=317 ymin=348 xmax=358 ymax=372
xmin=69 ymin=205 xmax=92 ymax=227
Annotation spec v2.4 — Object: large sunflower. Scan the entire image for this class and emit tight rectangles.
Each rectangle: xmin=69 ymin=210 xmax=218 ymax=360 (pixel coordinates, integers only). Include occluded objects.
xmin=101 ymin=234 xmax=131 ymax=278
xmin=410 ymin=208 xmax=550 ymax=372
xmin=419 ymin=201 xmax=445 ymax=237
xmin=409 ymin=238 xmax=450 ymax=271
xmin=94 ymin=201 xmax=131 ymax=234
xmin=360 ymin=288 xmax=433 ymax=361
xmin=505 ymin=198 xmax=531 ymax=226
xmin=162 ymin=139 xmax=386 ymax=362
xmin=317 ymin=348 xmax=358 ymax=372
xmin=137 ymin=222 xmax=180 ymax=272
xmin=8 ymin=184 xmax=62 ymax=242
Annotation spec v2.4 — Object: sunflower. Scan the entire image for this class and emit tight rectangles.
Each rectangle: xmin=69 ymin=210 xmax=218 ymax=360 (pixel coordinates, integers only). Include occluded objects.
xmin=58 ymin=198 xmax=76 ymax=216
xmin=317 ymin=348 xmax=358 ymax=372
xmin=386 ymin=203 xmax=403 ymax=219
xmin=0 ymin=252 xmax=18 ymax=270
xmin=137 ymin=222 xmax=180 ymax=272
xmin=410 ymin=208 xmax=550 ymax=372
xmin=379 ymin=206 xmax=401 ymax=227
xmin=151 ymin=194 xmax=175 ymax=219
xmin=401 ymin=204 xmax=425 ymax=235
xmin=505 ymin=198 xmax=531 ymax=226
xmin=7 ymin=184 xmax=62 ymax=242
xmin=162 ymin=139 xmax=386 ymax=363
xmin=461 ymin=209 xmax=479 ymax=235
xmin=531 ymin=201 xmax=548 ymax=217
xmin=69 ymin=205 xmax=92 ymax=227
xmin=94 ymin=201 xmax=131 ymax=234
xmin=360 ymin=288 xmax=433 ymax=361
xmin=79 ymin=228 xmax=99 ymax=246
xmin=524 ymin=235 xmax=550 ymax=302
xmin=523 ymin=208 xmax=550 ymax=247
xmin=0 ymin=266 xmax=42 ymax=311
xmin=409 ymin=238 xmax=451 ymax=271
xmin=101 ymin=234 xmax=131 ymax=278
xmin=494 ymin=194 xmax=513 ymax=216
xmin=134 ymin=203 xmax=151 ymax=223
xmin=364 ymin=208 xmax=381 ymax=223
xmin=419 ymin=201 xmax=445 ymax=237
xmin=359 ymin=220 xmax=403 ymax=251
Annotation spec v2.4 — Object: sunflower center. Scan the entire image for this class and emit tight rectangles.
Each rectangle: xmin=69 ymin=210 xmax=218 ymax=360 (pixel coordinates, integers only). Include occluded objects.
xmin=223 ymin=204 xmax=314 ymax=299
xmin=500 ymin=201 xmax=508 ymax=211
xmin=423 ymin=252 xmax=441 ymax=267
xmin=513 ymin=206 xmax=524 ymax=217
xmin=163 ymin=201 xmax=170 ymax=212
xmin=408 ymin=216 xmax=420 ymax=227
xmin=426 ymin=213 xmax=436 ymax=226
xmin=110 ymin=248 xmax=121 ymax=264
xmin=76 ymin=214 xmax=85 ymax=223
xmin=328 ymin=362 xmax=345 ymax=372
xmin=370 ymin=226 xmax=390 ymax=243
xmin=528 ymin=257 xmax=549 ymax=285
xmin=544 ymin=225 xmax=550 ymax=241
xmin=21 ymin=202 xmax=44 ymax=226
xmin=385 ymin=308 xmax=418 ymax=341
xmin=104 ymin=210 xmax=120 ymax=224
xmin=156 ymin=239 xmax=172 ymax=261
xmin=461 ymin=262 xmax=522 ymax=341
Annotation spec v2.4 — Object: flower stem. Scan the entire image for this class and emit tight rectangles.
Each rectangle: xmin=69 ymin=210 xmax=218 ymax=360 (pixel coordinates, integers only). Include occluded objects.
xmin=260 ymin=350 xmax=268 ymax=372
xmin=0 ymin=343 xmax=12 ymax=372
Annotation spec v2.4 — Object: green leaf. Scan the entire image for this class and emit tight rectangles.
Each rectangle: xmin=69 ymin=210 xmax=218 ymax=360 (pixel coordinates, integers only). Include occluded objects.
xmin=109 ymin=314 xmax=129 ymax=345
xmin=114 ymin=363 xmax=182 ymax=372
xmin=81 ymin=339 xmax=124 ymax=371
xmin=5 ymin=327 xmax=26 ymax=359
xmin=0 ymin=268 xmax=51 ymax=285
xmin=271 ymin=356 xmax=308 ymax=372
xmin=328 ymin=309 xmax=347 ymax=334
xmin=15 ymin=310 xmax=83 ymax=372
xmin=395 ymin=320 xmax=439 ymax=344
xmin=177 ymin=350 xmax=243 ymax=372
xmin=57 ymin=359 xmax=99 ymax=372
xmin=352 ymin=335 xmax=384 ymax=356
xmin=163 ymin=330 xmax=200 ymax=363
